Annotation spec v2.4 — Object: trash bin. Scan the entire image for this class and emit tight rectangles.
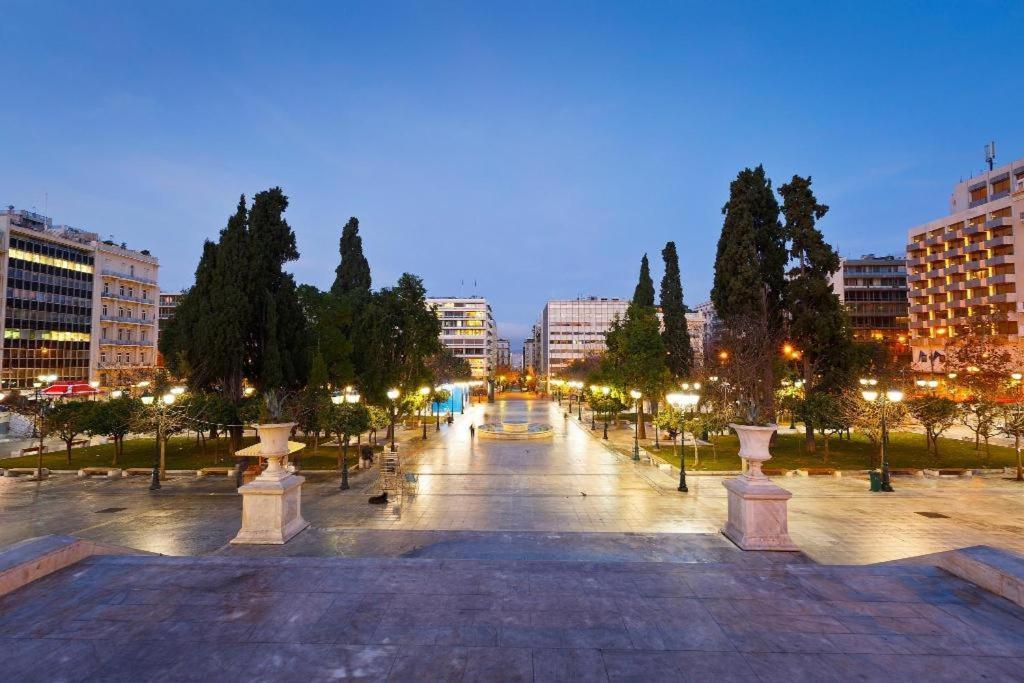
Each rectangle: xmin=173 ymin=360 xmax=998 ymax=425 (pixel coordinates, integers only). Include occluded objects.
xmin=868 ymin=470 xmax=881 ymax=492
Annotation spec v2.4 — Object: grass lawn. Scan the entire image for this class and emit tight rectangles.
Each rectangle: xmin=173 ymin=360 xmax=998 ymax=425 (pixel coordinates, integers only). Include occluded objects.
xmin=627 ymin=431 xmax=1022 ymax=472
xmin=0 ymin=435 xmax=388 ymax=471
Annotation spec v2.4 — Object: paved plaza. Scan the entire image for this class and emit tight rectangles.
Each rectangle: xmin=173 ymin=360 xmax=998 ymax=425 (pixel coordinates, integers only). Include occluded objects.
xmin=2 ymin=399 xmax=1024 ymax=681
xmin=2 ymin=400 xmax=1023 ymax=565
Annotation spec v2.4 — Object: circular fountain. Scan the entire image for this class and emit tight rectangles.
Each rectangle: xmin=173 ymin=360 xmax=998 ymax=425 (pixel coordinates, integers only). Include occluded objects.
xmin=477 ymin=419 xmax=553 ymax=439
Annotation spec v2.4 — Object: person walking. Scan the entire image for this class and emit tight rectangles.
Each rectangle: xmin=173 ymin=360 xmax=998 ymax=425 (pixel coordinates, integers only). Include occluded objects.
xmin=470 ymin=424 xmax=476 ymax=438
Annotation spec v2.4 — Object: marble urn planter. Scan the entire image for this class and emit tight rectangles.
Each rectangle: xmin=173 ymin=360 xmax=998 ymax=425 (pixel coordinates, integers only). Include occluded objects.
xmin=721 ymin=423 xmax=798 ymax=552
xmin=230 ymin=422 xmax=310 ymax=545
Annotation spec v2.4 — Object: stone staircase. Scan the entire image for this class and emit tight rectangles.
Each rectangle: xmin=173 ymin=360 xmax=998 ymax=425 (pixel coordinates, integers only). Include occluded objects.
xmin=1 ymin=535 xmax=1023 ymax=680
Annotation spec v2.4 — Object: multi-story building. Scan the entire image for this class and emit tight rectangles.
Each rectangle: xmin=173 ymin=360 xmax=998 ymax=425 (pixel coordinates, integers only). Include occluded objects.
xmin=685 ymin=309 xmax=707 ymax=364
xmin=496 ymin=338 xmax=511 ymax=368
xmin=0 ymin=209 xmax=95 ymax=389
xmin=832 ymin=255 xmax=909 ymax=344
xmin=93 ymin=242 xmax=159 ymax=387
xmin=0 ymin=207 xmax=159 ymax=390
xmin=426 ymin=296 xmax=497 ymax=379
xmin=159 ymin=291 xmax=184 ymax=325
xmin=906 ymin=156 xmax=1024 ymax=370
xmin=523 ymin=336 xmax=537 ymax=375
xmin=538 ymin=297 xmax=630 ymax=381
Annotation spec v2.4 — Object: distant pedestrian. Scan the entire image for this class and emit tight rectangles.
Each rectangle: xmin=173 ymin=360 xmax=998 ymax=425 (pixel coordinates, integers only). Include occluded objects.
xmin=470 ymin=424 xmax=476 ymax=438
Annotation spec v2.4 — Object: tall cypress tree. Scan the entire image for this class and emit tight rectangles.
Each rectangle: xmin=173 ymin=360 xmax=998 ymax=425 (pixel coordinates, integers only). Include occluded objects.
xmin=711 ymin=166 xmax=786 ymax=323
xmin=660 ymin=241 xmax=693 ymax=379
xmin=780 ymin=175 xmax=851 ymax=452
xmin=247 ymin=188 xmax=308 ymax=391
xmin=331 ymin=217 xmax=371 ymax=298
xmin=632 ymin=254 xmax=655 ymax=307
xmin=606 ymin=255 xmax=668 ymax=439
xmin=160 ymin=189 xmax=308 ymax=448
xmin=710 ymin=166 xmax=787 ymax=423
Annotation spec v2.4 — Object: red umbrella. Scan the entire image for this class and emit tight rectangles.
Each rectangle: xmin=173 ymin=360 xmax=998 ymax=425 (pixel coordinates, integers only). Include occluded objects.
xmin=41 ymin=382 xmax=100 ymax=397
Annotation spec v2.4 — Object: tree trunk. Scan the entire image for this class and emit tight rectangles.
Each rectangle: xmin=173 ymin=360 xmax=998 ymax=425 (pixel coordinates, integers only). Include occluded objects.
xmin=637 ymin=403 xmax=646 ymax=440
xmin=822 ymin=432 xmax=830 ymax=465
xmin=66 ymin=441 xmax=72 ymax=466
xmin=804 ymin=422 xmax=816 ymax=454
xmin=111 ymin=438 xmax=119 ymax=466
xmin=159 ymin=435 xmax=167 ymax=479
xmin=1016 ymin=434 xmax=1023 ymax=481
xmin=228 ymin=425 xmax=243 ymax=457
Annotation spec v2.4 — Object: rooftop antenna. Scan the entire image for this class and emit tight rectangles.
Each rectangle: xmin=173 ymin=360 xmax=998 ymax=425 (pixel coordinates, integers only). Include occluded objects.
xmin=985 ymin=140 xmax=996 ymax=171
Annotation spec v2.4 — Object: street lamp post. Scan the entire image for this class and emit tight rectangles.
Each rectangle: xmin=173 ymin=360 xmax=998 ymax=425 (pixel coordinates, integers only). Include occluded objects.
xmin=387 ymin=388 xmax=400 ymax=452
xmin=141 ymin=391 xmax=177 ymax=491
xmin=601 ymin=386 xmax=610 ymax=439
xmin=860 ymin=378 xmax=901 ymax=493
xmin=667 ymin=389 xmax=700 ymax=493
xmin=333 ymin=388 xmax=361 ymax=491
xmin=589 ymin=385 xmax=598 ymax=430
xmin=630 ymin=389 xmax=642 ymax=461
xmin=418 ymin=386 xmax=430 ymax=440
xmin=435 ymin=387 xmax=441 ymax=431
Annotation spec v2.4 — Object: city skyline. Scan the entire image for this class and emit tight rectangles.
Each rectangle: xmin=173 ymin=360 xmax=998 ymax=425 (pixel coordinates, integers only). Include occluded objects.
xmin=2 ymin=2 xmax=1024 ymax=346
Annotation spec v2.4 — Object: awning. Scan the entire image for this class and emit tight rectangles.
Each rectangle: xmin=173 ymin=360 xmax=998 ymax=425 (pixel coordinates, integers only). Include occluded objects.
xmin=41 ymin=382 xmax=100 ymax=397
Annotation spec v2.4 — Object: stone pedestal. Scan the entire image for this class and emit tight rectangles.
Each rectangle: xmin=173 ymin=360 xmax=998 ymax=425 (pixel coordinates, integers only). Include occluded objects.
xmin=231 ymin=424 xmax=309 ymax=545
xmin=721 ymin=476 xmax=798 ymax=551
xmin=721 ymin=423 xmax=798 ymax=552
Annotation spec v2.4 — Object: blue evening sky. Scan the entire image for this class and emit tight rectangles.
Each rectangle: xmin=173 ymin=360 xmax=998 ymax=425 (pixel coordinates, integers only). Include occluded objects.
xmin=2 ymin=1 xmax=1022 ymax=346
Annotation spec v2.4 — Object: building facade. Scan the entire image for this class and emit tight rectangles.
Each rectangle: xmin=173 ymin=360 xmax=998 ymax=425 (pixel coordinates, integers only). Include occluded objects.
xmin=496 ymin=338 xmax=511 ymax=368
xmin=538 ymin=297 xmax=629 ymax=381
xmin=93 ymin=243 xmax=159 ymax=387
xmin=906 ymin=157 xmax=1024 ymax=370
xmin=159 ymin=291 xmax=183 ymax=325
xmin=0 ymin=207 xmax=159 ymax=390
xmin=523 ymin=335 xmax=537 ymax=375
xmin=426 ymin=296 xmax=497 ymax=379
xmin=832 ymin=255 xmax=909 ymax=344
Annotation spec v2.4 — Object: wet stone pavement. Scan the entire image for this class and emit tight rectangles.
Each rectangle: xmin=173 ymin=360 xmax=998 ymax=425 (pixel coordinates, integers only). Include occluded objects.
xmin=2 ymin=399 xmax=1024 ymax=680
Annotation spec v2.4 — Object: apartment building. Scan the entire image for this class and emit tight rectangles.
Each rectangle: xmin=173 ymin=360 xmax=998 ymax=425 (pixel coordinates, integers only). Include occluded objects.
xmin=832 ymin=255 xmax=909 ymax=344
xmin=159 ymin=291 xmax=184 ymax=325
xmin=906 ymin=157 xmax=1024 ymax=370
xmin=426 ymin=296 xmax=497 ymax=379
xmin=538 ymin=297 xmax=629 ymax=381
xmin=523 ymin=336 xmax=537 ymax=375
xmin=0 ymin=207 xmax=158 ymax=390
xmin=496 ymin=338 xmax=511 ymax=368
xmin=93 ymin=242 xmax=159 ymax=387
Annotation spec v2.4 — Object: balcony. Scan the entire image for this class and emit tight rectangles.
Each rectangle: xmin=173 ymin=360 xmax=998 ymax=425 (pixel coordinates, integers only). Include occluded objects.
xmin=906 ymin=255 xmax=926 ymax=267
xmin=906 ymin=272 xmax=927 ymax=284
xmin=984 ymin=235 xmax=1014 ymax=249
xmin=101 ymin=314 xmax=156 ymax=326
xmin=986 ymin=217 xmax=1013 ymax=230
xmin=101 ymin=269 xmax=157 ymax=286
xmin=98 ymin=339 xmax=154 ymax=347
xmin=924 ymin=235 xmax=944 ymax=247
xmin=100 ymin=291 xmax=156 ymax=306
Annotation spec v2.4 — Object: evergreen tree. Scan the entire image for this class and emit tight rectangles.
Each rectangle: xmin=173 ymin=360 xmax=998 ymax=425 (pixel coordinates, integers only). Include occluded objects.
xmin=711 ymin=166 xmax=786 ymax=323
xmin=632 ymin=254 xmax=656 ymax=307
xmin=710 ymin=166 xmax=787 ymax=423
xmin=779 ymin=175 xmax=851 ymax=451
xmin=605 ymin=255 xmax=669 ymax=439
xmin=660 ymin=241 xmax=693 ymax=379
xmin=359 ymin=274 xmax=441 ymax=402
xmin=159 ymin=189 xmax=309 ymax=448
xmin=331 ymin=217 xmax=372 ymax=298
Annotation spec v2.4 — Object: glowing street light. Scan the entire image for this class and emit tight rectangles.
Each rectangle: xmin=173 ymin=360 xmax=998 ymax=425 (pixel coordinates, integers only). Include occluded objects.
xmin=629 ymin=389 xmax=642 ymax=461
xmin=387 ymin=388 xmax=400 ymax=452
xmin=666 ymin=389 xmax=700 ymax=493
xmin=860 ymin=377 xmax=901 ymax=493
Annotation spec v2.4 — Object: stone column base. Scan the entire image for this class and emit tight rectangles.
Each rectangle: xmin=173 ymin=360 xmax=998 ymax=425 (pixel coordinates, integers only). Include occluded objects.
xmin=230 ymin=473 xmax=310 ymax=545
xmin=721 ymin=475 xmax=798 ymax=551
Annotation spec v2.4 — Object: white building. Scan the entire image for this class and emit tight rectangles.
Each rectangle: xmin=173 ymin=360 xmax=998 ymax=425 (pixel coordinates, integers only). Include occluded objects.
xmin=496 ymin=338 xmax=511 ymax=368
xmin=426 ymin=296 xmax=497 ymax=379
xmin=0 ymin=207 xmax=158 ymax=389
xmin=538 ymin=297 xmax=630 ymax=381
xmin=93 ymin=242 xmax=159 ymax=387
